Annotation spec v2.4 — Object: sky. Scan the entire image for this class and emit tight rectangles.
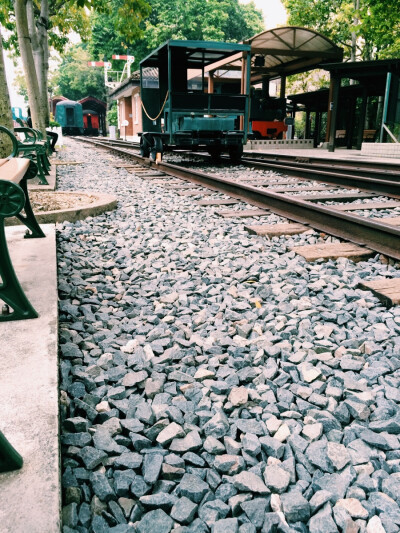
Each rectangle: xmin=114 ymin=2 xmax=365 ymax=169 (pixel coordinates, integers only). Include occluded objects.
xmin=245 ymin=0 xmax=288 ymax=29
xmin=5 ymin=0 xmax=288 ymax=110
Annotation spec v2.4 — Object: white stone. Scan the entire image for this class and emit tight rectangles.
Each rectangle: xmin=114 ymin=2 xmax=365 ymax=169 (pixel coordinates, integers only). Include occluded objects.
xmin=366 ymin=516 xmax=385 ymax=533
xmin=228 ymin=387 xmax=249 ymax=407
xmin=335 ymin=498 xmax=369 ymax=520
xmin=194 ymin=368 xmax=215 ymax=381
xmin=302 ymin=423 xmax=323 ymax=442
xmin=274 ymin=423 xmax=291 ymax=443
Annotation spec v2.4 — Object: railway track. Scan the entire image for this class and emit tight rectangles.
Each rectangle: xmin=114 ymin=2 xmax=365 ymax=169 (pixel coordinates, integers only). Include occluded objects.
xmin=77 ymin=137 xmax=400 ymax=260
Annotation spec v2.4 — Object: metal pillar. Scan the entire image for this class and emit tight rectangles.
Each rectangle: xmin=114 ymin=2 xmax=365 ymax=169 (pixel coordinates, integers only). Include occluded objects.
xmin=356 ymin=88 xmax=368 ymax=150
xmin=327 ymin=76 xmax=340 ymax=152
xmin=380 ymin=72 xmax=392 ymax=142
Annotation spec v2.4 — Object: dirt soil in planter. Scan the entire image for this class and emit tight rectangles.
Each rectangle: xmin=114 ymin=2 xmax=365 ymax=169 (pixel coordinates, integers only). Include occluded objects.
xmin=30 ymin=192 xmax=100 ymax=212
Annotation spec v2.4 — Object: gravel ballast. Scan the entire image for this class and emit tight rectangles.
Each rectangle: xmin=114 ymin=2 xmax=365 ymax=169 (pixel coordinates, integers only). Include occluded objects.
xmin=58 ymin=139 xmax=400 ymax=533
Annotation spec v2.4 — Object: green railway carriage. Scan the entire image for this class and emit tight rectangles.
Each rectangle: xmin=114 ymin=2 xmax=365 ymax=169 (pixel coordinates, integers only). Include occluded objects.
xmin=55 ymin=100 xmax=84 ymax=136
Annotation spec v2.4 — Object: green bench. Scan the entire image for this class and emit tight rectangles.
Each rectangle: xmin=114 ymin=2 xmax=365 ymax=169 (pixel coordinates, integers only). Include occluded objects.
xmin=0 ymin=126 xmax=45 ymax=322
xmin=14 ymin=125 xmax=51 ymax=185
xmin=0 ymin=126 xmax=46 ymax=472
xmin=0 ymin=430 xmax=23 ymax=473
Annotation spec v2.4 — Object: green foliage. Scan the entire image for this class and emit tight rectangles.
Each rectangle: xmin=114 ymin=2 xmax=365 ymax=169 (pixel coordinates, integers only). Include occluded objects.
xmin=90 ymin=0 xmax=264 ymax=69
xmin=107 ymin=101 xmax=118 ymax=126
xmin=282 ymin=0 xmax=400 ymax=60
xmin=52 ymin=44 xmax=107 ymax=101
xmin=0 ymin=0 xmax=90 ymax=55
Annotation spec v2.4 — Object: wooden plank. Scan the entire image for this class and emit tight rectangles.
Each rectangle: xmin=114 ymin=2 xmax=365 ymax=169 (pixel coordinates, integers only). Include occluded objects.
xmin=114 ymin=164 xmax=139 ymax=168
xmin=290 ymin=242 xmax=374 ymax=262
xmin=245 ymin=223 xmax=309 ymax=236
xmin=268 ymin=185 xmax=334 ymax=192
xmin=373 ymin=216 xmax=400 ymax=226
xmin=217 ymin=209 xmax=270 ymax=218
xmin=294 ymin=192 xmax=375 ymax=201
xmin=196 ymin=198 xmax=239 ymax=206
xmin=331 ymin=200 xmax=400 ymax=211
xmin=359 ymin=278 xmax=400 ymax=307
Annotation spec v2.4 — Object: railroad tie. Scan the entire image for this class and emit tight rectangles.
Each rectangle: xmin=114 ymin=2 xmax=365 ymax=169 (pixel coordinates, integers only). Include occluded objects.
xmin=217 ymin=209 xmax=270 ymax=218
xmin=289 ymin=242 xmax=374 ymax=262
xmin=245 ymin=223 xmax=309 ymax=237
xmin=196 ymin=198 xmax=239 ymax=206
xmin=359 ymin=279 xmax=400 ymax=308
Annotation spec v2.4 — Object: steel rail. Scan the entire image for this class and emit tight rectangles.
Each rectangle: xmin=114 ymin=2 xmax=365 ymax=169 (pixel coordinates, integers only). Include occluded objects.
xmin=89 ymin=138 xmax=400 ymax=195
xmin=76 ymin=138 xmax=400 ymax=260
xmin=239 ymin=156 xmax=400 ymax=191
xmin=244 ymin=150 xmax=400 ymax=172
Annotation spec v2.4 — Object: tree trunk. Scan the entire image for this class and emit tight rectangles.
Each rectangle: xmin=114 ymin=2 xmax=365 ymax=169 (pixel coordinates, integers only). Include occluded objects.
xmin=14 ymin=0 xmax=46 ymax=135
xmin=0 ymin=26 xmax=14 ymax=157
xmin=38 ymin=0 xmax=50 ymax=126
xmin=27 ymin=0 xmax=50 ymax=126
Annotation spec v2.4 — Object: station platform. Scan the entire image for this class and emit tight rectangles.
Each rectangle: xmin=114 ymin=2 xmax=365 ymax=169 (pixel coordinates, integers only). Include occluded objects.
xmin=244 ymin=144 xmax=400 ymax=166
xmin=0 ymin=225 xmax=60 ymax=533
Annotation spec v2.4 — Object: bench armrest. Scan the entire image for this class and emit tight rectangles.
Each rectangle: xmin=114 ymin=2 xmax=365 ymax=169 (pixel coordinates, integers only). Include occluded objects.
xmin=0 ymin=126 xmax=19 ymax=158
xmin=14 ymin=127 xmax=38 ymax=143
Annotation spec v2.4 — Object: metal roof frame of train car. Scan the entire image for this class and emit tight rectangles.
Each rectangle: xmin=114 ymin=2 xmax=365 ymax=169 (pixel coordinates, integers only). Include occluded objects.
xmin=139 ymin=40 xmax=251 ymax=69
xmin=204 ymin=27 xmax=343 ymax=82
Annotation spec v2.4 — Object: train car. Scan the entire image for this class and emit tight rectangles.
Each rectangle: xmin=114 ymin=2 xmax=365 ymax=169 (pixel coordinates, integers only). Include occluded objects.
xmin=83 ymin=111 xmax=100 ymax=136
xmin=249 ymin=88 xmax=288 ymax=139
xmin=79 ymin=97 xmax=107 ymax=137
xmin=139 ymin=39 xmax=251 ymax=162
xmin=55 ymin=100 xmax=84 ymax=135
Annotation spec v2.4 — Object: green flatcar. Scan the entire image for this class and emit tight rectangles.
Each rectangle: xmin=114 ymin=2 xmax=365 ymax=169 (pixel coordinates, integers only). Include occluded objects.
xmin=139 ymin=40 xmax=251 ymax=163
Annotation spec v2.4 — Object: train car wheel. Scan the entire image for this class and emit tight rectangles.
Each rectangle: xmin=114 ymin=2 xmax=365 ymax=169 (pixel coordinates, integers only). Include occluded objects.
xmin=229 ymin=144 xmax=243 ymax=164
xmin=149 ymin=137 xmax=163 ymax=162
xmin=207 ymin=147 xmax=222 ymax=161
xmin=140 ymin=136 xmax=151 ymax=158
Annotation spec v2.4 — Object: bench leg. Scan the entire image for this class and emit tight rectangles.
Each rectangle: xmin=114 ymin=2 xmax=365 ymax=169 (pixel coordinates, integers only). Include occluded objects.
xmin=16 ymin=178 xmax=45 ymax=239
xmin=0 ymin=219 xmax=38 ymax=321
xmin=35 ymin=155 xmax=49 ymax=185
xmin=0 ymin=431 xmax=23 ymax=473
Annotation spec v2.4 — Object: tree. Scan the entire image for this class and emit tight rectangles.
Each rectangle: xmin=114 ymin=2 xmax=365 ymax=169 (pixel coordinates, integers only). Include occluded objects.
xmin=1 ymin=0 xmax=151 ymax=133
xmin=282 ymin=0 xmax=400 ymax=60
xmin=52 ymin=44 xmax=107 ymax=101
xmin=0 ymin=26 xmax=13 ymax=156
xmin=90 ymin=0 xmax=264 ymax=70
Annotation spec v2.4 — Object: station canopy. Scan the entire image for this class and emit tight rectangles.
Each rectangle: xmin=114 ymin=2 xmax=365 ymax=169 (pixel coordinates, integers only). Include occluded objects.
xmin=206 ymin=27 xmax=343 ymax=83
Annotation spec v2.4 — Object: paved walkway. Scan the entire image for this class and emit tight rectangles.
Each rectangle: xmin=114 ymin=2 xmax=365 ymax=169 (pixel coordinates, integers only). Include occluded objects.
xmin=0 ymin=224 xmax=60 ymax=533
